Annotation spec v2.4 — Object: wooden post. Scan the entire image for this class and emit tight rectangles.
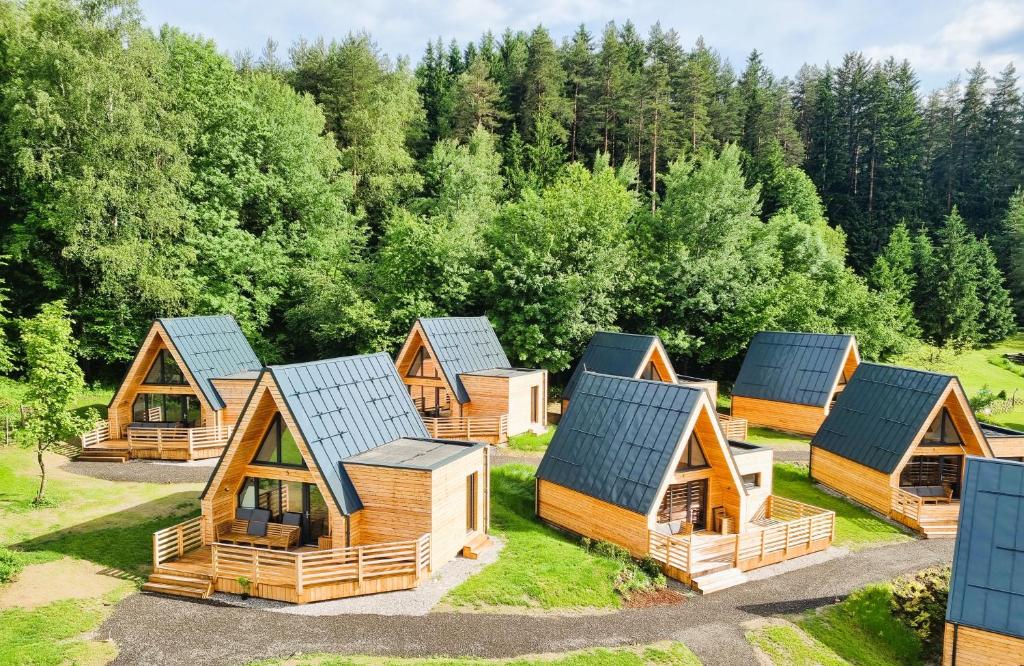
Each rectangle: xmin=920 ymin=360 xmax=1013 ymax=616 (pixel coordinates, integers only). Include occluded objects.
xmin=666 ymin=537 xmax=673 ymax=568
xmin=157 ymin=429 xmax=163 ymax=457
xmin=152 ymin=533 xmax=160 ymax=569
xmin=357 ymin=547 xmax=364 ymax=584
xmin=733 ymin=533 xmax=740 ymax=567
xmin=686 ymin=537 xmax=693 ymax=573
xmin=211 ymin=544 xmax=219 ymax=579
xmin=253 ymin=549 xmax=260 ymax=585
xmin=784 ymin=523 xmax=791 ymax=555
xmin=188 ymin=429 xmax=194 ymax=459
xmin=295 ymin=554 xmax=304 ymax=596
xmin=177 ymin=524 xmax=185 ymax=559
xmin=760 ymin=529 xmax=766 ymax=559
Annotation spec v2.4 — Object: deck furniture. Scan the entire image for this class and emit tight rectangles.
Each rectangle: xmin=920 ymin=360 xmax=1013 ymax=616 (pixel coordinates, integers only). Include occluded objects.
xmin=216 ymin=510 xmax=299 ymax=550
xmin=904 ymin=485 xmax=953 ymax=504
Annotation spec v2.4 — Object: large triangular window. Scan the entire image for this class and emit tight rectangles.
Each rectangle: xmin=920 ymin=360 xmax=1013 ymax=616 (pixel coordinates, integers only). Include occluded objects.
xmin=143 ymin=349 xmax=186 ymax=385
xmin=252 ymin=415 xmax=307 ymax=468
xmin=407 ymin=347 xmax=432 ymax=378
xmin=921 ymin=408 xmax=964 ymax=446
xmin=676 ymin=433 xmax=709 ymax=471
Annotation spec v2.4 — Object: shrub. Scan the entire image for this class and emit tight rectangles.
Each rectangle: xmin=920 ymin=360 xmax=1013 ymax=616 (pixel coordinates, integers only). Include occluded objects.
xmin=592 ymin=540 xmax=630 ymax=561
xmin=579 ymin=536 xmax=592 ymax=552
xmin=585 ymin=539 xmax=666 ymax=599
xmin=889 ymin=565 xmax=950 ymax=660
xmin=0 ymin=548 xmax=24 ymax=584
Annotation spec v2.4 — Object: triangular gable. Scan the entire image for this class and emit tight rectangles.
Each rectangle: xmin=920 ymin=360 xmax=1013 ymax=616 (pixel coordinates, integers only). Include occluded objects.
xmin=413 ymin=317 xmax=511 ymax=404
xmin=635 ymin=337 xmax=677 ymax=384
xmin=563 ymin=332 xmax=677 ymax=402
xmin=200 ymin=372 xmax=348 ymax=518
xmin=395 ymin=321 xmax=458 ymax=401
xmin=108 ymin=322 xmax=217 ymax=418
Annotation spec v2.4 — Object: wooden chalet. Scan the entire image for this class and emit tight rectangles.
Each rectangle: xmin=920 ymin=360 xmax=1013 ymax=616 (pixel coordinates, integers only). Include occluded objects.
xmin=79 ymin=316 xmax=261 ymax=462
xmin=394 ymin=317 xmax=547 ymax=443
xmin=942 ymin=457 xmax=1024 ymax=665
xmin=536 ymin=372 xmax=835 ymax=594
xmin=810 ymin=364 xmax=994 ymax=538
xmin=145 ymin=353 xmax=490 ymax=604
xmin=562 ymin=331 xmax=747 ymax=439
xmin=979 ymin=423 xmax=1024 ymax=460
xmin=732 ymin=331 xmax=860 ymax=436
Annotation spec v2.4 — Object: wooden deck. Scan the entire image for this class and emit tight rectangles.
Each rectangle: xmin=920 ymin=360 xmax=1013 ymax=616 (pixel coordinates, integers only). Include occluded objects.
xmin=421 ymin=414 xmax=509 ymax=443
xmin=78 ymin=420 xmax=231 ymax=462
xmin=890 ymin=487 xmax=960 ymax=538
xmin=147 ymin=517 xmax=433 ymax=604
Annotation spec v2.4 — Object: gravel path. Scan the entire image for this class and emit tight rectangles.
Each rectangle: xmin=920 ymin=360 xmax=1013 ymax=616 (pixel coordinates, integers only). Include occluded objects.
xmin=103 ymin=538 xmax=953 ymax=666
xmin=60 ymin=458 xmax=216 ymax=484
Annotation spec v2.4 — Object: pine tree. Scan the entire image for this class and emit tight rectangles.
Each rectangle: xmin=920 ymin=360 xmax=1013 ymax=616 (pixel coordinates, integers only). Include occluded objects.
xmin=1001 ymin=188 xmax=1024 ymax=322
xmin=561 ymin=25 xmax=596 ymax=162
xmin=926 ymin=207 xmax=982 ymax=344
xmin=453 ymin=57 xmax=507 ymax=137
xmin=977 ymin=64 xmax=1023 ymax=235
xmin=679 ymin=38 xmax=717 ymax=152
xmin=595 ymin=23 xmax=628 ymax=162
xmin=868 ymin=222 xmax=921 ymax=337
xmin=952 ymin=66 xmax=988 ymax=227
xmin=520 ymin=26 xmax=569 ymax=143
xmin=974 ymin=238 xmax=1017 ymax=343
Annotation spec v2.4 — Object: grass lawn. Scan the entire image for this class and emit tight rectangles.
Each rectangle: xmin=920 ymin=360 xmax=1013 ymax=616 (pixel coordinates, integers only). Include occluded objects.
xmin=748 ymin=583 xmax=923 ymax=666
xmin=896 ymin=334 xmax=1024 ymax=430
xmin=745 ymin=427 xmax=811 ymax=449
xmin=506 ymin=427 xmax=555 ymax=453
xmin=247 ymin=642 xmax=701 ymax=666
xmin=442 ymin=464 xmax=627 ymax=610
xmin=772 ymin=464 xmax=910 ymax=549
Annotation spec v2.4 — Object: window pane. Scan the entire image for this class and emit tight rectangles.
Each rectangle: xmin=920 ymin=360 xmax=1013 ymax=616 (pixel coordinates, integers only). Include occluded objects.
xmin=238 ymin=479 xmax=256 ymax=509
xmin=253 ymin=419 xmax=280 ymax=463
xmin=942 ymin=412 xmax=962 ymax=444
xmin=144 ymin=353 xmax=164 ymax=383
xmin=163 ymin=395 xmax=185 ymax=423
xmin=161 ymin=351 xmax=186 ymax=384
xmin=132 ymin=396 xmax=147 ymax=422
xmin=280 ymin=426 xmax=305 ymax=467
xmin=186 ymin=397 xmax=201 ymax=427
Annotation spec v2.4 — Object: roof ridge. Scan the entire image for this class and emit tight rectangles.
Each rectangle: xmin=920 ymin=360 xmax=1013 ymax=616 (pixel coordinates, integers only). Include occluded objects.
xmin=859 ymin=361 xmax=956 ymax=381
xmin=593 ymin=330 xmax=658 ymax=340
xmin=580 ymin=369 xmax=700 ymax=393
xmin=268 ymin=351 xmax=392 ymax=372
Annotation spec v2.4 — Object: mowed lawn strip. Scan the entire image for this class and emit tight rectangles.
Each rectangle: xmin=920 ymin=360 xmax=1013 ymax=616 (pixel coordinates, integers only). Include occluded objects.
xmin=247 ymin=642 xmax=702 ymax=666
xmin=443 ymin=464 xmax=624 ymax=609
xmin=744 ymin=427 xmax=811 ymax=449
xmin=772 ymin=464 xmax=911 ymax=549
xmin=506 ymin=426 xmax=555 ymax=453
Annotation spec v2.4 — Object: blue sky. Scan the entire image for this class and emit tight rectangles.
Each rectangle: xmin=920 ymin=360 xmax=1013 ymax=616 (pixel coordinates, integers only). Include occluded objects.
xmin=138 ymin=0 xmax=1024 ymax=91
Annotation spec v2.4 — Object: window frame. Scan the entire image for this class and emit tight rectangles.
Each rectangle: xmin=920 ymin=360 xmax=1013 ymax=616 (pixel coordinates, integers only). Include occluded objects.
xmin=142 ymin=349 xmax=188 ymax=386
xmin=250 ymin=414 xmax=307 ymax=469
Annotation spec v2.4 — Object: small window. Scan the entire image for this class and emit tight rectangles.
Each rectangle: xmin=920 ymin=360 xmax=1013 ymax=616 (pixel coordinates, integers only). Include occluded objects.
xmin=640 ymin=361 xmax=658 ymax=380
xmin=407 ymin=347 xmax=433 ymax=378
xmin=252 ymin=415 xmax=307 ymax=468
xmin=143 ymin=350 xmax=187 ymax=385
xmin=676 ymin=434 xmax=709 ymax=471
xmin=466 ymin=472 xmax=478 ymax=533
xmin=742 ymin=473 xmax=761 ymax=490
xmin=921 ymin=409 xmax=963 ymax=446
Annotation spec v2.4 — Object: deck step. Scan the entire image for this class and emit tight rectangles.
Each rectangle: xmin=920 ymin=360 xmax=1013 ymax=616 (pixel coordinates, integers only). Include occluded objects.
xmin=462 ymin=532 xmax=491 ymax=560
xmin=691 ymin=567 xmax=747 ymax=594
xmin=143 ymin=571 xmax=212 ymax=599
xmin=75 ymin=449 xmax=129 ymax=463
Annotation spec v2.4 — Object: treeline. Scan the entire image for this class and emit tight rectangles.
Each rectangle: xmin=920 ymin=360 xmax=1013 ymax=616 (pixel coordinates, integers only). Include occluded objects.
xmin=0 ymin=0 xmax=1019 ymax=382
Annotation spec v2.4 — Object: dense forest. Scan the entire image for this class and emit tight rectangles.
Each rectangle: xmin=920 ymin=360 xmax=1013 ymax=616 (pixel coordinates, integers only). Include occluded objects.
xmin=0 ymin=0 xmax=1021 ymax=382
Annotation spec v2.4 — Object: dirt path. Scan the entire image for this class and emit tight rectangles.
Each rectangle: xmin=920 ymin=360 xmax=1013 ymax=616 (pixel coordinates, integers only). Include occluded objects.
xmin=102 ymin=538 xmax=953 ymax=666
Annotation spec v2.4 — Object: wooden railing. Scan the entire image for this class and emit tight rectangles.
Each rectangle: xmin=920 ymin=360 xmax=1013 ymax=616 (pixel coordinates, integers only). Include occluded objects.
xmin=210 ymin=533 xmax=431 ymax=595
xmin=80 ymin=420 xmax=111 ymax=448
xmin=422 ymin=415 xmax=509 ymax=442
xmin=153 ymin=517 xmax=203 ymax=568
xmin=736 ymin=497 xmax=835 ymax=564
xmin=649 ymin=531 xmax=692 ymax=573
xmin=890 ymin=486 xmax=923 ymax=525
xmin=718 ymin=414 xmax=748 ymax=440
xmin=127 ymin=425 xmax=233 ymax=455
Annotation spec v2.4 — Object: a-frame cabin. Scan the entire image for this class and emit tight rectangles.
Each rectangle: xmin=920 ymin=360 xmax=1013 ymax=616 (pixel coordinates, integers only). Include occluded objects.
xmin=146 ymin=353 xmax=490 ymax=603
xmin=942 ymin=457 xmax=1024 ymax=666
xmin=536 ymin=372 xmax=835 ymax=594
xmin=811 ymin=363 xmax=994 ymax=538
xmin=732 ymin=331 xmax=860 ymax=436
xmin=394 ymin=316 xmax=547 ymax=443
xmin=79 ymin=316 xmax=261 ymax=462
xmin=561 ymin=331 xmax=747 ymax=439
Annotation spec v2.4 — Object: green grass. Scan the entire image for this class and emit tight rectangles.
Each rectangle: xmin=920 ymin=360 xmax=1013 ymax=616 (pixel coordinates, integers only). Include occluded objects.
xmin=772 ymin=463 xmax=910 ymax=549
xmin=0 ymin=596 xmax=119 ymax=666
xmin=896 ymin=335 xmax=1024 ymax=430
xmin=247 ymin=642 xmax=701 ymax=666
xmin=507 ymin=427 xmax=555 ymax=453
xmin=443 ymin=464 xmax=626 ymax=610
xmin=748 ymin=583 xmax=923 ymax=666
xmin=745 ymin=427 xmax=811 ymax=448
xmin=0 ymin=377 xmax=112 ymax=420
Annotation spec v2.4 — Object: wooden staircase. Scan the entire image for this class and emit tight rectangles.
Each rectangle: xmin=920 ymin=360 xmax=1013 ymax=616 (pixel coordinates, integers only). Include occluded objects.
xmin=75 ymin=447 xmax=130 ymax=463
xmin=691 ymin=566 xmax=748 ymax=594
xmin=462 ymin=531 xmax=491 ymax=559
xmin=918 ymin=503 xmax=960 ymax=539
xmin=687 ymin=533 xmax=748 ymax=594
xmin=142 ymin=568 xmax=213 ymax=600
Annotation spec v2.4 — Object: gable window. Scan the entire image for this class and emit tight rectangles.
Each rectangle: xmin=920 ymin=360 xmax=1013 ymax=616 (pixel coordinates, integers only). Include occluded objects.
xmin=143 ymin=349 xmax=187 ymax=385
xmin=252 ymin=415 xmax=306 ymax=468
xmin=921 ymin=408 xmax=963 ymax=446
xmin=640 ymin=361 xmax=658 ymax=381
xmin=676 ymin=434 xmax=709 ymax=471
xmin=742 ymin=473 xmax=761 ymax=490
xmin=407 ymin=347 xmax=433 ymax=378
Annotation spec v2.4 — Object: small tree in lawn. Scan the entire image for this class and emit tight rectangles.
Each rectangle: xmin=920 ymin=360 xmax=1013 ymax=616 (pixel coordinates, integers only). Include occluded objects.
xmin=19 ymin=300 xmax=90 ymax=505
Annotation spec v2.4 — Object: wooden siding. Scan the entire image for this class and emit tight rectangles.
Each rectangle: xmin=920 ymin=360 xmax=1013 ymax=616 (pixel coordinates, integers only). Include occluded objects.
xmin=507 ymin=371 xmax=547 ymax=435
xmin=429 ymin=447 xmax=488 ymax=570
xmin=987 ymin=435 xmax=1024 ymax=459
xmin=344 ymin=464 xmax=432 ymax=545
xmin=395 ymin=322 xmax=460 ymax=415
xmin=209 ymin=377 xmax=257 ymax=430
xmin=810 ymin=447 xmax=893 ymax=514
xmin=461 ymin=374 xmax=509 ymax=419
xmin=537 ymin=480 xmax=651 ymax=556
xmin=943 ymin=623 xmax=1024 ymax=666
xmin=732 ymin=395 xmax=827 ymax=436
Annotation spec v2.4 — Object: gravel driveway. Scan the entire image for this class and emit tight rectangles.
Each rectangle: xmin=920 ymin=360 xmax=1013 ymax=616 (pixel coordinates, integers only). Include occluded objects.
xmin=102 ymin=538 xmax=953 ymax=666
xmin=60 ymin=458 xmax=216 ymax=484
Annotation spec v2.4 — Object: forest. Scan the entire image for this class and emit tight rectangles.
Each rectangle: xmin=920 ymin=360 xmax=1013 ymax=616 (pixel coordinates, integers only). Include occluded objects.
xmin=0 ymin=0 xmax=1021 ymax=382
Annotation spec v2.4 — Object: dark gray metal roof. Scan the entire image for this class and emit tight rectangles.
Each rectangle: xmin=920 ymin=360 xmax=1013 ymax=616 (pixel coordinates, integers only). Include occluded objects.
xmin=981 ymin=423 xmax=1024 ymax=439
xmin=270 ymin=353 xmax=430 ymax=515
xmin=733 ymin=331 xmax=855 ymax=407
xmin=563 ymin=332 xmax=667 ymax=402
xmin=812 ymin=363 xmax=955 ymax=474
xmin=418 ymin=317 xmax=511 ymax=403
xmin=344 ymin=438 xmax=483 ymax=471
xmin=159 ymin=316 xmax=261 ymax=410
xmin=947 ymin=457 xmax=1024 ymax=638
xmin=536 ymin=372 xmax=703 ymax=515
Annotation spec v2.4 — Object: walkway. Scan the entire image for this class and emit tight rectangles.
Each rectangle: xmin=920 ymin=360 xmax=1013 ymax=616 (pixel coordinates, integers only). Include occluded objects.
xmin=102 ymin=538 xmax=953 ymax=666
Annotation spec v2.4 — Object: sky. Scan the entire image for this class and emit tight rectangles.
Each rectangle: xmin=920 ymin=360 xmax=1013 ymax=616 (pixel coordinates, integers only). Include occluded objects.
xmin=138 ymin=0 xmax=1024 ymax=91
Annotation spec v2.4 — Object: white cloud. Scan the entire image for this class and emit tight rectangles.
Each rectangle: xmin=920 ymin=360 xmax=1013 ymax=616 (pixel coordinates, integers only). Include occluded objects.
xmin=864 ymin=0 xmax=1024 ymax=76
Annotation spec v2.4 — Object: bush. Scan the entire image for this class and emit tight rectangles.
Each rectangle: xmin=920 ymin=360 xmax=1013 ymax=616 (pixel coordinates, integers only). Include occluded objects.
xmin=592 ymin=540 xmax=630 ymax=561
xmin=889 ymin=565 xmax=950 ymax=659
xmin=0 ymin=548 xmax=24 ymax=584
xmin=585 ymin=539 xmax=666 ymax=599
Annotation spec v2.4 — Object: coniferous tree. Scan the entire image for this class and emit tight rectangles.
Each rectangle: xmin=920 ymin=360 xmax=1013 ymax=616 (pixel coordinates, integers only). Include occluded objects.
xmin=561 ymin=25 xmax=597 ymax=162
xmin=1000 ymin=189 xmax=1024 ymax=323
xmin=977 ymin=64 xmax=1023 ymax=236
xmin=868 ymin=222 xmax=921 ymax=338
xmin=974 ymin=238 xmax=1017 ymax=343
xmin=453 ymin=57 xmax=507 ymax=137
xmin=925 ymin=208 xmax=982 ymax=344
xmin=520 ymin=26 xmax=569 ymax=142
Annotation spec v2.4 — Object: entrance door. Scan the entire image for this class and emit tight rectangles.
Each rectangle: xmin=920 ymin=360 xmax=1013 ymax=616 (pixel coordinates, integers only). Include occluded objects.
xmin=658 ymin=479 xmax=708 ymax=529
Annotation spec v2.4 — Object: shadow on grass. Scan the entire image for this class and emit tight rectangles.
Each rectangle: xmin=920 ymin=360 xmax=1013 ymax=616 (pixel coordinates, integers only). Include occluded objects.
xmin=738 ymin=595 xmax=846 ymax=616
xmin=11 ymin=492 xmax=199 ymax=582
